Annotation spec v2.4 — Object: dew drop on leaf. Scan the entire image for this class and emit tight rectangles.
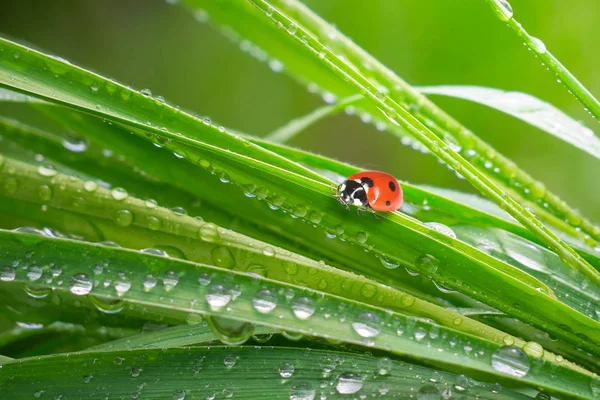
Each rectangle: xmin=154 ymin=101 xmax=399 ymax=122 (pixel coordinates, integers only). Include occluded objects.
xmin=253 ymin=289 xmax=278 ymax=314
xmin=351 ymin=312 xmax=380 ymax=338
xmin=335 ymin=373 xmax=363 ymax=394
xmin=69 ymin=273 xmax=92 ymax=295
xmin=424 ymin=222 xmax=457 ymax=239
xmin=206 ymin=284 xmax=231 ymax=310
xmin=417 ymin=384 xmax=441 ymax=400
xmin=292 ymin=297 xmax=316 ymax=320
xmin=279 ymin=361 xmax=295 ymax=378
xmin=491 ymin=346 xmax=530 ymax=377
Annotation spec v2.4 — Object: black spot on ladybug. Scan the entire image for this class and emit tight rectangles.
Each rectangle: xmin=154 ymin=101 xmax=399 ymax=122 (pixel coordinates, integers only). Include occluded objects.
xmin=389 ymin=181 xmax=396 ymax=192
xmin=385 ymin=200 xmax=391 ymax=206
xmin=361 ymin=177 xmax=374 ymax=188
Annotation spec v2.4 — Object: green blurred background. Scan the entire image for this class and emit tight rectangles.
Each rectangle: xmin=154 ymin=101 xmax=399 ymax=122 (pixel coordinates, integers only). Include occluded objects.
xmin=1 ymin=0 xmax=599 ymax=220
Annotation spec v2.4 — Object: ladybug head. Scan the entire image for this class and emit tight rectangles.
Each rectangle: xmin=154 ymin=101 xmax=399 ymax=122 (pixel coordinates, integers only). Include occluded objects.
xmin=337 ymin=179 xmax=369 ymax=207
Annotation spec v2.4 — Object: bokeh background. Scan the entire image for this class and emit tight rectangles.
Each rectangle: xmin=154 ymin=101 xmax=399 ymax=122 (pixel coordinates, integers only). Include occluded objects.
xmin=1 ymin=0 xmax=599 ymax=220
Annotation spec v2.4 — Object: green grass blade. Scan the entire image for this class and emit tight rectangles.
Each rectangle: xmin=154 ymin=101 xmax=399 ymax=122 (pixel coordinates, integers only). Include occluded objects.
xmin=265 ymin=94 xmax=363 ymax=143
xmin=0 ymin=229 xmax=595 ymax=398
xmin=484 ymin=0 xmax=600 ymax=122
xmin=1 ymin=346 xmax=532 ymax=400
xmin=417 ymin=85 xmax=600 ymax=160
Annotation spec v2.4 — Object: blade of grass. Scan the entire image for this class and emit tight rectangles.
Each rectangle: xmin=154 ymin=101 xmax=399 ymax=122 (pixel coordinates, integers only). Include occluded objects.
xmin=1 ymin=346 xmax=532 ymax=400
xmin=417 ymin=85 xmax=600 ymax=160
xmin=484 ymin=0 xmax=600 ymax=122
xmin=265 ymin=93 xmax=363 ymax=143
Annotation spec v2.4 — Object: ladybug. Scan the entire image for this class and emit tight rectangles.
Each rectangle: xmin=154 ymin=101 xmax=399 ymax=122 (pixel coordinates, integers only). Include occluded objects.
xmin=336 ymin=171 xmax=403 ymax=217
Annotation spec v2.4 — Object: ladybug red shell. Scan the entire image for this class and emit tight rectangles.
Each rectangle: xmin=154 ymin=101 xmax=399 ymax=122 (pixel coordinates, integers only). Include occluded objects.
xmin=336 ymin=171 xmax=403 ymax=215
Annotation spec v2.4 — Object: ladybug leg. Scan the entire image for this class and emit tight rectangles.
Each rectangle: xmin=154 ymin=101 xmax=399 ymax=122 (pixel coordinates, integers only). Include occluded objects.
xmin=338 ymin=197 xmax=350 ymax=211
xmin=369 ymin=207 xmax=380 ymax=220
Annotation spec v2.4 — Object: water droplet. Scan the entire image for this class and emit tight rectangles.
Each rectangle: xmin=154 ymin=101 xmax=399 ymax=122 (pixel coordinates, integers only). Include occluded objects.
xmin=491 ymin=346 xmax=530 ymax=377
xmin=380 ymin=256 xmax=399 ymax=269
xmin=290 ymin=382 xmax=316 ymax=400
xmin=70 ymin=273 xmax=92 ymax=295
xmin=224 ymin=354 xmax=236 ymax=368
xmin=208 ymin=316 xmax=255 ymax=345
xmin=147 ymin=216 xmax=161 ymax=230
xmin=173 ymin=389 xmax=186 ymax=400
xmin=355 ymin=231 xmax=368 ymax=244
xmin=115 ymin=209 xmax=133 ymax=227
xmin=206 ymin=284 xmax=231 ymax=310
xmin=529 ymin=37 xmax=547 ymax=53
xmin=279 ymin=361 xmax=295 ymax=378
xmin=26 ymin=266 xmax=42 ymax=281
xmin=130 ymin=367 xmax=141 ymax=377
xmin=37 ymin=164 xmax=57 ymax=177
xmin=84 ymin=181 xmax=97 ymax=192
xmin=417 ymin=384 xmax=441 ymax=400
xmin=335 ymin=373 xmax=363 ymax=395
xmin=62 ymin=138 xmax=88 ymax=153
xmin=523 ymin=341 xmax=544 ymax=358
xmin=292 ymin=297 xmax=316 ymax=320
xmin=211 ymin=246 xmax=236 ymax=268
xmin=377 ymin=357 xmax=392 ymax=375
xmin=253 ymin=288 xmax=278 ymax=314
xmin=1 ymin=267 xmax=16 ymax=282
xmin=199 ymin=223 xmax=221 ymax=242
xmin=143 ymin=274 xmax=157 ymax=291
xmin=416 ymin=254 xmax=439 ymax=274
xmin=414 ymin=326 xmax=427 ymax=341
xmin=162 ymin=271 xmax=179 ymax=291
xmin=114 ymin=275 xmax=132 ymax=296
xmin=172 ymin=206 xmax=187 ymax=216
xmin=488 ymin=0 xmax=513 ymax=21
xmin=424 ymin=222 xmax=456 ymax=239
xmin=89 ymin=296 xmax=124 ymax=314
xmin=352 ymin=312 xmax=380 ymax=338
xmin=262 ymin=246 xmax=276 ymax=257
xmin=111 ymin=187 xmax=128 ymax=201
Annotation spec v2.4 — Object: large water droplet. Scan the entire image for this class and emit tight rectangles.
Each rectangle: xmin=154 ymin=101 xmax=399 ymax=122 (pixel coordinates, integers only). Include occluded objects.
xmin=377 ymin=357 xmax=392 ymax=375
xmin=143 ymin=274 xmax=157 ymax=291
xmin=62 ymin=138 xmax=88 ymax=153
xmin=380 ymin=256 xmax=399 ymax=269
xmin=0 ymin=266 xmax=16 ymax=282
xmin=491 ymin=346 xmax=530 ymax=377
xmin=162 ymin=271 xmax=179 ymax=291
xmin=523 ymin=341 xmax=544 ymax=358
xmin=26 ymin=266 xmax=42 ymax=281
xmin=279 ymin=361 xmax=295 ymax=378
xmin=206 ymin=284 xmax=231 ymax=310
xmin=199 ymin=223 xmax=221 ymax=242
xmin=424 ymin=222 xmax=457 ymax=239
xmin=70 ymin=273 xmax=92 ymax=295
xmin=89 ymin=296 xmax=125 ymax=314
xmin=253 ymin=289 xmax=278 ymax=314
xmin=417 ymin=384 xmax=441 ymax=400
xmin=211 ymin=246 xmax=236 ymax=268
xmin=292 ymin=297 xmax=316 ymax=320
xmin=111 ymin=187 xmax=128 ymax=201
xmin=172 ymin=389 xmax=186 ymax=400
xmin=335 ymin=373 xmax=364 ymax=394
xmin=488 ymin=0 xmax=513 ymax=21
xmin=207 ymin=316 xmax=255 ymax=345
xmin=290 ymin=382 xmax=316 ymax=400
xmin=352 ymin=312 xmax=381 ymax=338
xmin=416 ymin=254 xmax=440 ymax=274
xmin=114 ymin=275 xmax=132 ymax=296
xmin=37 ymin=164 xmax=57 ymax=177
